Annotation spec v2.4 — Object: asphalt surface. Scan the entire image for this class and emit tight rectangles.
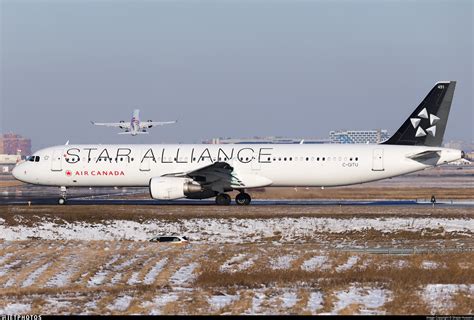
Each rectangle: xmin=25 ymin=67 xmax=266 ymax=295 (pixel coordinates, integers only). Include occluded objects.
xmin=1 ymin=195 xmax=473 ymax=207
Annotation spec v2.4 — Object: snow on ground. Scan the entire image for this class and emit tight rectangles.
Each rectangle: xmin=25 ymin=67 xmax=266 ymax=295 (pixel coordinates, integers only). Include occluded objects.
xmin=248 ymin=289 xmax=267 ymax=314
xmin=301 ymin=255 xmax=329 ymax=271
xmin=208 ymin=293 xmax=239 ymax=311
xmin=46 ymin=268 xmax=76 ymax=288
xmin=336 ymin=256 xmax=359 ymax=272
xmin=144 ymin=258 xmax=168 ymax=285
xmin=0 ymin=252 xmax=13 ymax=265
xmin=142 ymin=292 xmax=179 ymax=315
xmin=87 ymin=270 xmax=109 ymax=287
xmin=169 ymin=263 xmax=198 ymax=287
xmin=270 ymin=255 xmax=297 ymax=270
xmin=219 ymin=254 xmax=247 ymax=273
xmin=110 ymin=273 xmax=122 ymax=285
xmin=127 ymin=272 xmax=141 ymax=285
xmin=0 ymin=259 xmax=22 ymax=277
xmin=307 ymin=291 xmax=324 ymax=313
xmin=392 ymin=260 xmax=409 ymax=269
xmin=114 ymin=257 xmax=139 ymax=271
xmin=0 ymin=303 xmax=31 ymax=314
xmin=21 ymin=262 xmax=52 ymax=287
xmin=423 ymin=284 xmax=474 ymax=314
xmin=421 ymin=261 xmax=441 ymax=269
xmin=4 ymin=280 xmax=16 ymax=289
xmin=42 ymin=298 xmax=72 ymax=313
xmin=333 ymin=285 xmax=390 ymax=315
xmin=0 ymin=216 xmax=472 ymax=242
xmin=108 ymin=295 xmax=133 ymax=312
xmin=280 ymin=291 xmax=298 ymax=308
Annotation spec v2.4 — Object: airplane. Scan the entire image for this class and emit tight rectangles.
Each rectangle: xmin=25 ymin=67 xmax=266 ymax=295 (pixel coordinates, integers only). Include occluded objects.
xmin=91 ymin=109 xmax=177 ymax=136
xmin=13 ymin=81 xmax=464 ymax=205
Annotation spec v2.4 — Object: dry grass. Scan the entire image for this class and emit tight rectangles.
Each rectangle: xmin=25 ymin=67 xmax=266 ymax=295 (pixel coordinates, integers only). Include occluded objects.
xmin=0 ymin=239 xmax=472 ymax=315
xmin=251 ymin=187 xmax=474 ymax=200
xmin=1 ymin=204 xmax=472 ymax=227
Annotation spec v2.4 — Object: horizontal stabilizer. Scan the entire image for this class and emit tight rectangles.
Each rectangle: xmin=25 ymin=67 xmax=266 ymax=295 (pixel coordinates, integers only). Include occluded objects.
xmin=407 ymin=150 xmax=441 ymax=160
xmin=117 ymin=132 xmax=149 ymax=135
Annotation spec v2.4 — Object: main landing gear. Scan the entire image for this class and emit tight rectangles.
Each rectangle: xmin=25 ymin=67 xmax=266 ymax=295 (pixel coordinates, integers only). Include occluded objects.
xmin=58 ymin=186 xmax=67 ymax=205
xmin=235 ymin=192 xmax=251 ymax=206
xmin=215 ymin=192 xmax=251 ymax=206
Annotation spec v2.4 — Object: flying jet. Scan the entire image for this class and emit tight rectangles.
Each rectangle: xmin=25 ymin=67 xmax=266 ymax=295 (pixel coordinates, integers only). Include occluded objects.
xmin=91 ymin=109 xmax=177 ymax=136
xmin=14 ymin=81 xmax=464 ymax=205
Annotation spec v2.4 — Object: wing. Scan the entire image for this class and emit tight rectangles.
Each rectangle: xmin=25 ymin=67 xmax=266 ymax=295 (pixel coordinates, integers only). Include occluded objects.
xmin=140 ymin=120 xmax=177 ymax=129
xmin=91 ymin=121 xmax=130 ymax=129
xmin=163 ymin=161 xmax=272 ymax=192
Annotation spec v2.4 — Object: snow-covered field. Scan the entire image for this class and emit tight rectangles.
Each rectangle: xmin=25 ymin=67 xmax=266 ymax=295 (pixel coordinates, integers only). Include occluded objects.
xmin=0 ymin=239 xmax=472 ymax=315
xmin=0 ymin=216 xmax=472 ymax=242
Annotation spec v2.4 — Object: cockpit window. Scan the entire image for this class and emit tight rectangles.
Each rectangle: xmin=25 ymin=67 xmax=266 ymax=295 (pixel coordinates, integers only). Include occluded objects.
xmin=26 ymin=156 xmax=40 ymax=162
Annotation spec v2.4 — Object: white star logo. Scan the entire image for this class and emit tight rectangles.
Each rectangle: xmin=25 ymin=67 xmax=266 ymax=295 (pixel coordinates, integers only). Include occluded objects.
xmin=410 ymin=108 xmax=439 ymax=138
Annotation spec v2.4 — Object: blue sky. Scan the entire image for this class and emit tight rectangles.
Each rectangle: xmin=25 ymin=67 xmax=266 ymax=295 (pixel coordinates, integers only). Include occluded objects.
xmin=1 ymin=0 xmax=472 ymax=150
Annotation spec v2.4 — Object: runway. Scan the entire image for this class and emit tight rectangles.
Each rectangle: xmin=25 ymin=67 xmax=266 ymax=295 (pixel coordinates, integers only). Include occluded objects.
xmin=1 ymin=195 xmax=473 ymax=207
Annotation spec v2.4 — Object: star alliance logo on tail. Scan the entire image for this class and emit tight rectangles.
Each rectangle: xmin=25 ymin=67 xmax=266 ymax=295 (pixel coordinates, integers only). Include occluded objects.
xmin=410 ymin=108 xmax=440 ymax=138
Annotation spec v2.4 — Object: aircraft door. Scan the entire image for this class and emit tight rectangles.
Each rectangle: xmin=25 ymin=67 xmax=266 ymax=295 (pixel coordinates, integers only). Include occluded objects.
xmin=51 ymin=149 xmax=63 ymax=171
xmin=372 ymin=149 xmax=384 ymax=171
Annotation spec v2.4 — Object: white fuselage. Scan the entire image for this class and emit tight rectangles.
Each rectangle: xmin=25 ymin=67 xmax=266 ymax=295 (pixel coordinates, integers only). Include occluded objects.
xmin=130 ymin=109 xmax=141 ymax=136
xmin=13 ymin=144 xmax=462 ymax=188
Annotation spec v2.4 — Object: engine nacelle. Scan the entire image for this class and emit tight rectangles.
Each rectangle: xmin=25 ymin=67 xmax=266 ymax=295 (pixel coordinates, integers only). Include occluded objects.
xmin=149 ymin=177 xmax=202 ymax=200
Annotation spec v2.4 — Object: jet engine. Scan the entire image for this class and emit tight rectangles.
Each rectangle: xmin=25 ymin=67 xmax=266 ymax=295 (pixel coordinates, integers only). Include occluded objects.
xmin=149 ymin=177 xmax=203 ymax=200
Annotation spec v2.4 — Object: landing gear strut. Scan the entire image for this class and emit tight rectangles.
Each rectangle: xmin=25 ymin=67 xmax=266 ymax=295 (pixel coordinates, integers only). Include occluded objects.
xmin=215 ymin=193 xmax=231 ymax=206
xmin=235 ymin=192 xmax=251 ymax=206
xmin=58 ymin=186 xmax=67 ymax=205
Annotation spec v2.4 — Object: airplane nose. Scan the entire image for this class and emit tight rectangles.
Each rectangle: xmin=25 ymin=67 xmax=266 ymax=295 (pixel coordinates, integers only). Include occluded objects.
xmin=12 ymin=165 xmax=19 ymax=180
xmin=12 ymin=164 xmax=25 ymax=182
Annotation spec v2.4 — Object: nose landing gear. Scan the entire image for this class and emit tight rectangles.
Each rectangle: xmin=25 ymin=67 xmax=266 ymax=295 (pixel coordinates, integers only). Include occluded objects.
xmin=58 ymin=186 xmax=67 ymax=205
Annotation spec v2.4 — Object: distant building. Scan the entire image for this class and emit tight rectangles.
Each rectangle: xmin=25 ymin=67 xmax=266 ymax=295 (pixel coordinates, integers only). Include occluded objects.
xmin=0 ymin=133 xmax=31 ymax=156
xmin=0 ymin=154 xmax=21 ymax=164
xmin=329 ymin=129 xmax=390 ymax=144
xmin=0 ymin=154 xmax=21 ymax=175
xmin=203 ymin=136 xmax=330 ymax=144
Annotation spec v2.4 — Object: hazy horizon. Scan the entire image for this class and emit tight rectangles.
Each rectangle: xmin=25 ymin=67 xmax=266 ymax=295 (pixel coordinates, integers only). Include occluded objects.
xmin=1 ymin=0 xmax=472 ymax=151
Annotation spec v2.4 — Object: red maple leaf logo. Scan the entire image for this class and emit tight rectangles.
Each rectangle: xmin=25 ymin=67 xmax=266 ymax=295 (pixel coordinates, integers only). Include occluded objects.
xmin=66 ymin=170 xmax=72 ymax=177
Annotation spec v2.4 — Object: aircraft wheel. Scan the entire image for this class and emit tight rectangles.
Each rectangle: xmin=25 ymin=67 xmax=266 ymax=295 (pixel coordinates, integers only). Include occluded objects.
xmin=58 ymin=197 xmax=67 ymax=205
xmin=235 ymin=192 xmax=251 ymax=205
xmin=215 ymin=193 xmax=231 ymax=205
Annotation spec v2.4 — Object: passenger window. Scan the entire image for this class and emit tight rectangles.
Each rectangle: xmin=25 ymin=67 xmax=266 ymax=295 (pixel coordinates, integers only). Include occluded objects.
xmin=355 ymin=157 xmax=358 ymax=161
xmin=35 ymin=156 xmax=40 ymax=162
xmin=306 ymin=157 xmax=309 ymax=161
xmin=317 ymin=157 xmax=320 ymax=161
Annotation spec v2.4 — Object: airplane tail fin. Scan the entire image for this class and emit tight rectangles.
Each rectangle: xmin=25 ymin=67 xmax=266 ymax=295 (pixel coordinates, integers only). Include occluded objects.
xmin=383 ymin=81 xmax=456 ymax=147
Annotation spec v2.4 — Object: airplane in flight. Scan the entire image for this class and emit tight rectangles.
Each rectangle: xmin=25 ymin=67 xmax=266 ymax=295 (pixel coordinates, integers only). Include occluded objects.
xmin=14 ymin=81 xmax=464 ymax=205
xmin=91 ymin=109 xmax=177 ymax=136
